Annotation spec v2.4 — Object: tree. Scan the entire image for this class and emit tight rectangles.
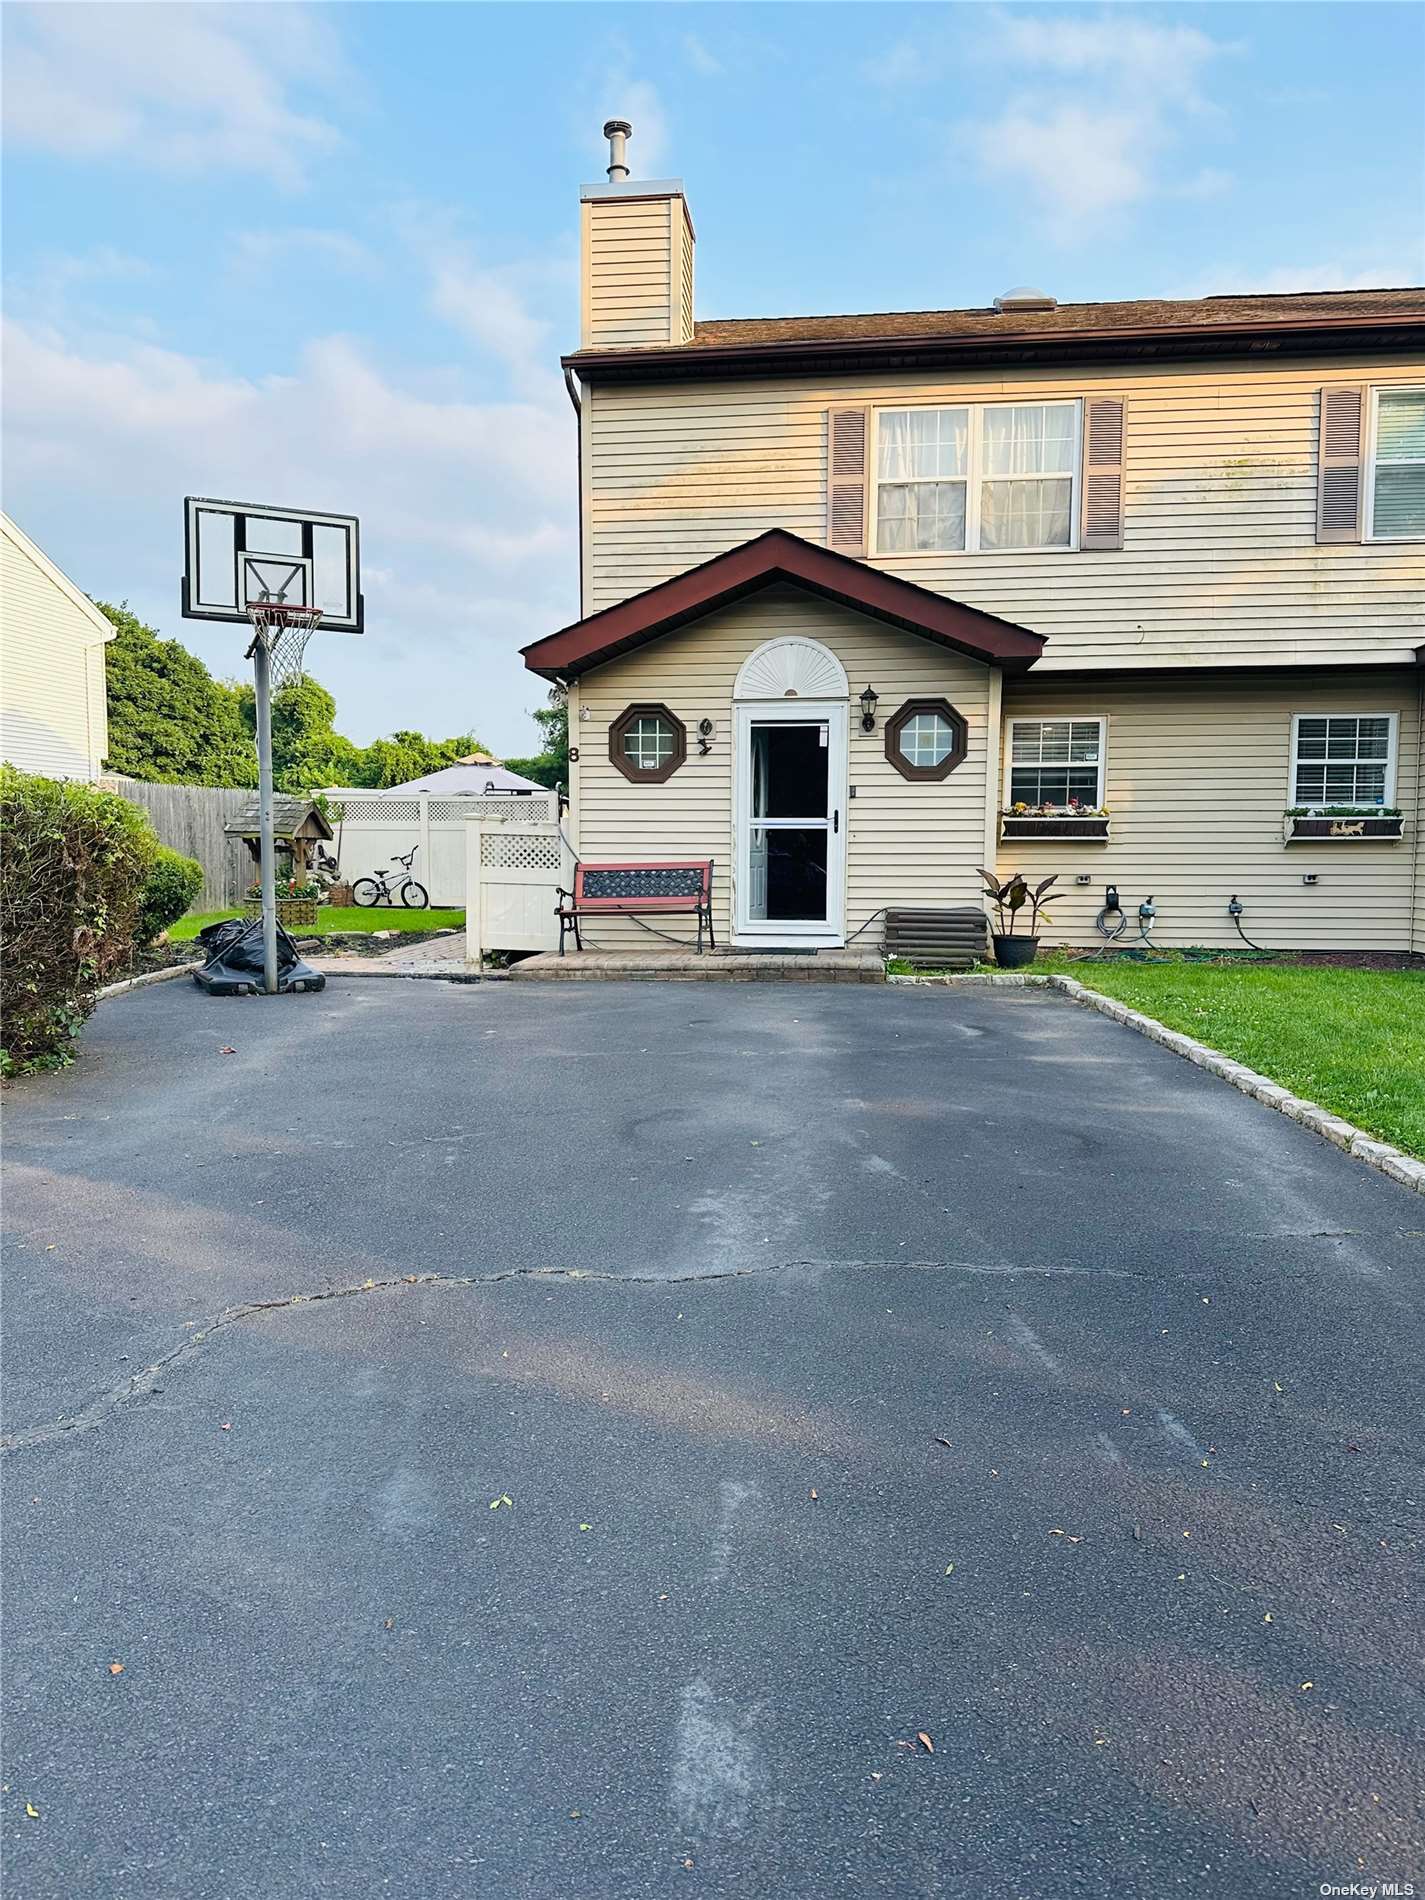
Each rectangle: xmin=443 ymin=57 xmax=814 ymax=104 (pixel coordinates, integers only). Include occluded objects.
xmin=356 ymin=729 xmax=484 ymax=789
xmin=102 ymin=604 xmax=485 ymax=792
xmin=504 ymin=689 xmax=569 ymax=790
xmin=101 ymin=603 xmax=256 ymax=787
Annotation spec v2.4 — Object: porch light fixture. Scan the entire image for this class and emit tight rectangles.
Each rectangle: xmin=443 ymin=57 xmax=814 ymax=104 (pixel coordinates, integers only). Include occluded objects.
xmin=859 ymin=685 xmax=879 ymax=732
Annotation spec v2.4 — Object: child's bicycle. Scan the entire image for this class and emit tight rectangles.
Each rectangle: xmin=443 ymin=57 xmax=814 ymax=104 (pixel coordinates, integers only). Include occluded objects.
xmin=352 ymin=845 xmax=429 ymax=910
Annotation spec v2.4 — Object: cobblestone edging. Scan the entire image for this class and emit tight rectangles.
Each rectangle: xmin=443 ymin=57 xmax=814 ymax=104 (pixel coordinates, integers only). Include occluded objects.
xmin=889 ymin=970 xmax=1425 ymax=1196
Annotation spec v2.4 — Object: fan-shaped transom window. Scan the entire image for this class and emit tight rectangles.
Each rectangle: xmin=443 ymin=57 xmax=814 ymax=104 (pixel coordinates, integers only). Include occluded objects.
xmin=609 ymin=704 xmax=687 ymax=783
xmin=734 ymin=637 xmax=849 ymax=701
xmin=885 ymin=698 xmax=968 ymax=782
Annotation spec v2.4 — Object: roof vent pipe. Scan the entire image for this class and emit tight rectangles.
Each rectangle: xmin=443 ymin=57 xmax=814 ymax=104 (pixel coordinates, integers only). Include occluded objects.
xmin=604 ymin=119 xmax=632 ymax=182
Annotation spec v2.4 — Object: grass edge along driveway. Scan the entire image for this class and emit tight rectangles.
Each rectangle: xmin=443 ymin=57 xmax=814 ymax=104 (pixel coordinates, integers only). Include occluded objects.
xmin=169 ymin=906 xmax=466 ymax=940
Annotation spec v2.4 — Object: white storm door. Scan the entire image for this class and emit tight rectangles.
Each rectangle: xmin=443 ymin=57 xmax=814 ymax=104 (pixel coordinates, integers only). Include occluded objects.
xmin=734 ymin=700 xmax=847 ymax=943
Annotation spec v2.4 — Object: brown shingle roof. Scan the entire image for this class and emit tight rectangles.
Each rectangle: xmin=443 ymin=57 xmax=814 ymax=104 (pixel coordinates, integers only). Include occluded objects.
xmin=683 ymin=288 xmax=1425 ymax=351
xmin=565 ymin=286 xmax=1425 ymax=376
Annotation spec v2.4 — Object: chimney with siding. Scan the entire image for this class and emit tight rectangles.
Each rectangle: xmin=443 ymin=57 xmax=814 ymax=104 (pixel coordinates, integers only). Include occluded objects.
xmin=580 ymin=120 xmax=695 ymax=349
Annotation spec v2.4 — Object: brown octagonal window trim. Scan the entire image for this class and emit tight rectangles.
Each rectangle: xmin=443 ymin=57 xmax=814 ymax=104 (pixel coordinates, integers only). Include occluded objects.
xmin=609 ymin=703 xmax=688 ymax=784
xmin=885 ymin=697 xmax=968 ymax=782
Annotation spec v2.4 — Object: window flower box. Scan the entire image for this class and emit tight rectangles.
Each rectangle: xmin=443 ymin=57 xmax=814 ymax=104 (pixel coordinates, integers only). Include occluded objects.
xmin=1000 ymin=807 xmax=1110 ymax=842
xmin=1282 ymin=808 xmax=1405 ymax=843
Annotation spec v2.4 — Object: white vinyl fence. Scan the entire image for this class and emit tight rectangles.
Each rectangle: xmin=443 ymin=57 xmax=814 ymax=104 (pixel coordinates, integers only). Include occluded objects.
xmin=332 ymin=791 xmax=557 ymax=908
xmin=463 ymin=815 xmax=572 ymax=962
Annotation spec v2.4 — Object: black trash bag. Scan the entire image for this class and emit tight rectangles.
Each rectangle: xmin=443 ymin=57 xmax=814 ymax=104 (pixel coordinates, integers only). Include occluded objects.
xmin=192 ymin=916 xmax=325 ymax=995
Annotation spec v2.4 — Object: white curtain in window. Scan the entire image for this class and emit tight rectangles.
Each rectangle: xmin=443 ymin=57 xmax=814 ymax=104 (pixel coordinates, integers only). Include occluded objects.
xmin=877 ymin=410 xmax=968 ymax=552
xmin=980 ymin=478 xmax=1072 ymax=550
xmin=982 ymin=404 xmax=1075 ymax=476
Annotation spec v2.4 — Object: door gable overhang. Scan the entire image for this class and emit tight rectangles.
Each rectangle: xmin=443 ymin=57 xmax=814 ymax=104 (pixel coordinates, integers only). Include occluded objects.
xmin=522 ymin=530 xmax=1046 ymax=681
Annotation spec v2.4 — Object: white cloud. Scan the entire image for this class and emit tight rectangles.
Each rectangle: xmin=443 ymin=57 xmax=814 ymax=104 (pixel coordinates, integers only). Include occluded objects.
xmin=427 ymin=253 xmax=556 ymax=401
xmin=1 ymin=316 xmax=576 ymax=749
xmin=233 ymin=229 xmax=375 ymax=276
xmin=682 ymin=34 xmax=724 ymax=78
xmin=865 ymin=41 xmax=926 ymax=90
xmin=2 ymin=2 xmax=348 ymax=188
xmin=958 ymin=11 xmax=1235 ymax=232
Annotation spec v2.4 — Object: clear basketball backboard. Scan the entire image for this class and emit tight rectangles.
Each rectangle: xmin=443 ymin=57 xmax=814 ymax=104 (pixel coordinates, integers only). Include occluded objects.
xmin=182 ymin=497 xmax=363 ymax=633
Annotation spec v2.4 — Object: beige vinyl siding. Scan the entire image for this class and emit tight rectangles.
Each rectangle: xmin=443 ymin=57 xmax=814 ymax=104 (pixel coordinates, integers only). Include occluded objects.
xmin=675 ymin=205 xmax=695 ymax=347
xmin=574 ymin=585 xmax=992 ymax=944
xmin=996 ymin=670 xmax=1420 ymax=951
xmin=0 ymin=516 xmax=112 ymax=780
xmin=584 ymin=355 xmax=1425 ymax=670
xmin=583 ymin=197 xmax=679 ymax=350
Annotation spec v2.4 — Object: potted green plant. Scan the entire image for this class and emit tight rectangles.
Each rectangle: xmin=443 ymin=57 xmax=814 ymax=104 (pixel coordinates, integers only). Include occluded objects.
xmin=976 ymin=869 xmax=1059 ymax=969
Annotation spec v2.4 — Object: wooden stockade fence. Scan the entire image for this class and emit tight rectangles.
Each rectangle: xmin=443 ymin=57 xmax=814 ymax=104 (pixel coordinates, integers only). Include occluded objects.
xmin=100 ymin=776 xmax=253 ymax=912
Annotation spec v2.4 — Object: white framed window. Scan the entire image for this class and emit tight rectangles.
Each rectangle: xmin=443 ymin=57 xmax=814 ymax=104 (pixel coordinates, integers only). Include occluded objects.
xmin=1006 ymin=717 xmax=1105 ymax=809
xmin=1366 ymin=386 xmax=1425 ymax=541
xmin=873 ymin=401 xmax=1080 ymax=554
xmin=1290 ymin=713 xmax=1398 ymax=809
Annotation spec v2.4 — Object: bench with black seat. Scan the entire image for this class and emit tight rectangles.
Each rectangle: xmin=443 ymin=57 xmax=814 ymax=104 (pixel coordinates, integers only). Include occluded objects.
xmin=556 ymin=860 xmax=715 ymax=955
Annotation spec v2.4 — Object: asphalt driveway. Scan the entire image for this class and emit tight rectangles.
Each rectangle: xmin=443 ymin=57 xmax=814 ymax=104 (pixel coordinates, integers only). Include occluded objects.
xmin=3 ymin=976 xmax=1423 ymax=1899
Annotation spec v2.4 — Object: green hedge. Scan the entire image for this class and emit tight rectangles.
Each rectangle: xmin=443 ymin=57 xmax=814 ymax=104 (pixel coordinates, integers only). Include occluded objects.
xmin=0 ymin=767 xmax=159 ymax=1073
xmin=136 ymin=845 xmax=204 ymax=946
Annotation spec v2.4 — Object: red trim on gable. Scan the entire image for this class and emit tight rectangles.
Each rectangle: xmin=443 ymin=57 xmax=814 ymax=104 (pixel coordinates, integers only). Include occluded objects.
xmin=522 ymin=530 xmax=1045 ymax=679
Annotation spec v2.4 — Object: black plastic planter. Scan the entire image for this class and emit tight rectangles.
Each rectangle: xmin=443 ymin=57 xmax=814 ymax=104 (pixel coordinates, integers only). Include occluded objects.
xmin=991 ymin=934 xmax=1039 ymax=970
xmin=1284 ymin=814 xmax=1404 ymax=842
xmin=1000 ymin=815 xmax=1110 ymax=841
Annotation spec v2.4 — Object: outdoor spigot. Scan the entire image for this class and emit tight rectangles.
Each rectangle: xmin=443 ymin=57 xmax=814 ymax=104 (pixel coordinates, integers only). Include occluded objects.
xmin=1138 ymin=896 xmax=1156 ymax=922
xmin=1227 ymin=895 xmax=1244 ymax=918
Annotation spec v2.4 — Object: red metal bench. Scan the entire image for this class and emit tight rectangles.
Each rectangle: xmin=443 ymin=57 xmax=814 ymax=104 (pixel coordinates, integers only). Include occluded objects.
xmin=556 ymin=860 xmax=715 ymax=955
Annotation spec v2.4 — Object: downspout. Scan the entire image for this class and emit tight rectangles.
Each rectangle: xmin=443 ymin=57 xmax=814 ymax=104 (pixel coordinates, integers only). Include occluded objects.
xmin=1411 ymin=665 xmax=1425 ymax=960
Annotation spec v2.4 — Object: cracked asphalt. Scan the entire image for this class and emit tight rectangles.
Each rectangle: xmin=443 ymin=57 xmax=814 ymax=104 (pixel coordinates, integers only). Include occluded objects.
xmin=3 ymin=976 xmax=1423 ymax=1900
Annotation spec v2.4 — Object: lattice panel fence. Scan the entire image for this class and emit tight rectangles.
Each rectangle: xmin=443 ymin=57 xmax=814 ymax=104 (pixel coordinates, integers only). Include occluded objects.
xmin=481 ymin=831 xmax=564 ymax=872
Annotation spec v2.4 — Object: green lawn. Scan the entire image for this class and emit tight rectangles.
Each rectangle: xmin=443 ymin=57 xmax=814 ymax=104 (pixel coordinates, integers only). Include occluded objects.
xmin=169 ymin=907 xmax=465 ymax=941
xmin=900 ymin=953 xmax=1425 ymax=1159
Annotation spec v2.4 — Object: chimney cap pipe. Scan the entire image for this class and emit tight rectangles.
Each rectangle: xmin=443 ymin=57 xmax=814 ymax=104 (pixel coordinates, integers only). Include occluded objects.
xmin=603 ymin=119 xmax=632 ymax=182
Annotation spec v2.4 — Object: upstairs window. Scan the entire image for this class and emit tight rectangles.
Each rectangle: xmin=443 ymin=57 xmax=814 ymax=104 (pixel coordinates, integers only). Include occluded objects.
xmin=1291 ymin=714 xmax=1397 ymax=808
xmin=1368 ymin=387 xmax=1425 ymax=540
xmin=1008 ymin=718 xmax=1105 ymax=808
xmin=875 ymin=401 xmax=1079 ymax=554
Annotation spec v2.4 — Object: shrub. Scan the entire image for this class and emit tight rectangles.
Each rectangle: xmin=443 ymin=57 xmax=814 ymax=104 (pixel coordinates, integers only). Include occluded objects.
xmin=136 ymin=845 xmax=204 ymax=946
xmin=1 ymin=768 xmax=158 ymax=1073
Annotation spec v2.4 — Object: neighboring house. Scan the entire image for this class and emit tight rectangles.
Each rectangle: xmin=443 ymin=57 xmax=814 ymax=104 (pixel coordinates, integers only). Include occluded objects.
xmin=522 ymin=131 xmax=1425 ymax=952
xmin=0 ymin=513 xmax=115 ymax=782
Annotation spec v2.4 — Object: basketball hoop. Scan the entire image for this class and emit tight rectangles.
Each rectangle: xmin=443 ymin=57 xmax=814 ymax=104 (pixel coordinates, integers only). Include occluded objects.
xmin=245 ymin=599 xmax=324 ymax=691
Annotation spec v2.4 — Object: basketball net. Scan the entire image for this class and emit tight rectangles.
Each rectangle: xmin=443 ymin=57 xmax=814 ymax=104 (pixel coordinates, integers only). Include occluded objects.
xmin=246 ymin=599 xmax=323 ymax=692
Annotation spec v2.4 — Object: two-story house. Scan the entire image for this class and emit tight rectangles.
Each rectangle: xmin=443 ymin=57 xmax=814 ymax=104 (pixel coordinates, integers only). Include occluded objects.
xmin=522 ymin=127 xmax=1425 ymax=954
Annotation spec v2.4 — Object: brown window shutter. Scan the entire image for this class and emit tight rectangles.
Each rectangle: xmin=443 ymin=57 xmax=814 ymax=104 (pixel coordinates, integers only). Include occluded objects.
xmin=1317 ymin=386 xmax=1366 ymax=542
xmin=1081 ymin=396 xmax=1125 ymax=549
xmin=826 ymin=408 xmax=868 ymax=556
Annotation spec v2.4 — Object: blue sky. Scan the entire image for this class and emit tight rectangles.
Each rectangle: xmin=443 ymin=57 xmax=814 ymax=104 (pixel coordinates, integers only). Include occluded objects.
xmin=4 ymin=2 xmax=1422 ymax=752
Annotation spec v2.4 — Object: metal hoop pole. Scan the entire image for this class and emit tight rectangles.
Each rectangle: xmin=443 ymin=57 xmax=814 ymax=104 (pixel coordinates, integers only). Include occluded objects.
xmin=252 ymin=634 xmax=279 ymax=996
